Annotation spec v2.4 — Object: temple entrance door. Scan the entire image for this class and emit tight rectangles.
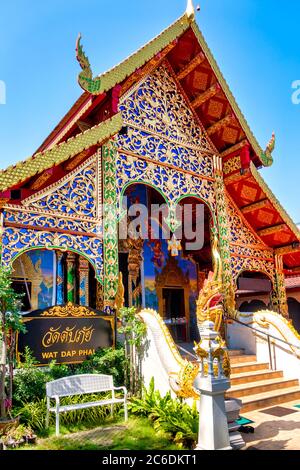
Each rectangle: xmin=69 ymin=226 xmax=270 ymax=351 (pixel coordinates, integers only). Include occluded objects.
xmin=155 ymin=256 xmax=190 ymax=343
xmin=163 ymin=288 xmax=187 ymax=342
xmin=163 ymin=288 xmax=185 ymax=319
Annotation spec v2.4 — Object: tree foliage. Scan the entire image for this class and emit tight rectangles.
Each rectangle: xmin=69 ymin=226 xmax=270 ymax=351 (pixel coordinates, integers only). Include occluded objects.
xmin=0 ymin=265 xmax=24 ymax=420
xmin=119 ymin=307 xmax=147 ymax=396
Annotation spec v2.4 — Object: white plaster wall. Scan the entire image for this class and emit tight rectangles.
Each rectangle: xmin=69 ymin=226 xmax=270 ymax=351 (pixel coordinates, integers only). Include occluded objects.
xmin=255 ymin=334 xmax=300 ymax=381
xmin=227 ymin=322 xmax=256 ymax=355
xmin=230 ymin=310 xmax=300 ymax=381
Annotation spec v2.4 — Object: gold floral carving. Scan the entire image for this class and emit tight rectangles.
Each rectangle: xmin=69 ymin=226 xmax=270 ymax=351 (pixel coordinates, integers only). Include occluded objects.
xmin=176 ymin=361 xmax=200 ymax=400
xmin=41 ymin=302 xmax=97 ymax=318
xmin=114 ymin=272 xmax=125 ymax=314
xmin=22 ymin=156 xmax=98 ymax=220
xmin=120 ymin=64 xmax=213 ymax=154
xmin=223 ymin=156 xmax=241 ymax=175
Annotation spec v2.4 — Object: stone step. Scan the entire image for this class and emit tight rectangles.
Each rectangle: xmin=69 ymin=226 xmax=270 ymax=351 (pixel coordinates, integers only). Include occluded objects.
xmin=230 ymin=355 xmax=257 ymax=365
xmin=231 ymin=362 xmax=270 ymax=375
xmin=231 ymin=369 xmax=283 ymax=386
xmin=227 ymin=378 xmax=299 ymax=399
xmin=241 ymin=386 xmax=300 ymax=413
xmin=228 ymin=349 xmax=245 ymax=357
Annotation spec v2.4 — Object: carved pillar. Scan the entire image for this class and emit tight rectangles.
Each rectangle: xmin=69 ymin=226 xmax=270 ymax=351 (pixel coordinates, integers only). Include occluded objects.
xmin=79 ymin=256 xmax=89 ymax=307
xmin=56 ymin=251 xmax=65 ymax=305
xmin=272 ymin=254 xmax=289 ymax=317
xmin=103 ymin=141 xmax=119 ymax=314
xmin=127 ymin=237 xmax=143 ymax=308
xmin=95 ymin=282 xmax=104 ymax=311
xmin=66 ymin=252 xmax=76 ymax=303
xmin=213 ymin=156 xmax=236 ymax=315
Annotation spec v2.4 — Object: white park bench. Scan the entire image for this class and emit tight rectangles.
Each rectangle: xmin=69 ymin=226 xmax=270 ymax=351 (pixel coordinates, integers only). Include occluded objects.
xmin=46 ymin=374 xmax=128 ymax=436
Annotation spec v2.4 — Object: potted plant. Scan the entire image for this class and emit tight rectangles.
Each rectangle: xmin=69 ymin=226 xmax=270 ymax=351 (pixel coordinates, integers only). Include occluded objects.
xmin=2 ymin=424 xmax=27 ymax=449
xmin=0 ymin=265 xmax=24 ymax=433
xmin=23 ymin=425 xmax=37 ymax=445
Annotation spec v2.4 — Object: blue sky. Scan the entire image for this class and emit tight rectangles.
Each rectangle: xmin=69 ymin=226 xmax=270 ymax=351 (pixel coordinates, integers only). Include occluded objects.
xmin=0 ymin=0 xmax=300 ymax=222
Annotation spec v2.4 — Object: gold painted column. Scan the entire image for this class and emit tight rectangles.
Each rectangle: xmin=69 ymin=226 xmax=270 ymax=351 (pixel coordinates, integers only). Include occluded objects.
xmin=79 ymin=256 xmax=89 ymax=307
xmin=102 ymin=141 xmax=119 ymax=314
xmin=273 ymin=254 xmax=289 ymax=317
xmin=213 ymin=155 xmax=236 ymax=316
xmin=127 ymin=237 xmax=143 ymax=308
xmin=66 ymin=252 xmax=76 ymax=304
xmin=96 ymin=282 xmax=104 ymax=311
xmin=56 ymin=251 xmax=65 ymax=305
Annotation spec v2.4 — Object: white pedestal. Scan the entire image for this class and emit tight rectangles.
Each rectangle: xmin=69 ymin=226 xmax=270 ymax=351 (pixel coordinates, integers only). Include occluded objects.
xmin=195 ymin=377 xmax=231 ymax=451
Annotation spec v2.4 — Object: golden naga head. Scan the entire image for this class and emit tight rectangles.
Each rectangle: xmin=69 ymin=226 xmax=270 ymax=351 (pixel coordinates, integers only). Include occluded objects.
xmin=196 ymin=236 xmax=224 ymax=332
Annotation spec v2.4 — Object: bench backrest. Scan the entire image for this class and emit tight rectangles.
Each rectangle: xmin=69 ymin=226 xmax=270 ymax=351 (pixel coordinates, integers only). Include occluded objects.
xmin=46 ymin=374 xmax=114 ymax=398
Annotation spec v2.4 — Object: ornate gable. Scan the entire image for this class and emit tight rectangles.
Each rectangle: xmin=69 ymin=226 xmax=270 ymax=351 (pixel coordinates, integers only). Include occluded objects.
xmin=4 ymin=154 xmax=102 ymax=235
xmin=227 ymin=194 xmax=275 ymax=282
xmin=227 ymin=198 xmax=264 ymax=247
xmin=120 ymin=64 xmax=214 ymax=152
xmin=22 ymin=155 xmax=100 ymax=220
xmin=2 ymin=154 xmax=103 ymax=278
xmin=117 ymin=63 xmax=216 ymax=179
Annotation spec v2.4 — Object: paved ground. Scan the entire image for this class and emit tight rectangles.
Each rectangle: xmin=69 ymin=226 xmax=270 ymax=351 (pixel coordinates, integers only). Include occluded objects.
xmin=243 ymin=401 xmax=300 ymax=450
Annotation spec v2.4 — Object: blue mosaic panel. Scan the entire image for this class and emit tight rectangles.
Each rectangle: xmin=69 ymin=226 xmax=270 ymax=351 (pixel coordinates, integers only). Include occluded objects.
xmin=1 ymin=227 xmax=104 ymax=281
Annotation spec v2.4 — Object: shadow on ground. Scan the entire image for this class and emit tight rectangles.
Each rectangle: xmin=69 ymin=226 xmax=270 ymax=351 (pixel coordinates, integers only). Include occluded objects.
xmin=244 ymin=419 xmax=300 ymax=450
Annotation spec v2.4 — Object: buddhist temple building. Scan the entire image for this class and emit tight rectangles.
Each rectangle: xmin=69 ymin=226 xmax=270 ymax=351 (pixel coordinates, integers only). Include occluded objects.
xmin=1 ymin=1 xmax=300 ymax=352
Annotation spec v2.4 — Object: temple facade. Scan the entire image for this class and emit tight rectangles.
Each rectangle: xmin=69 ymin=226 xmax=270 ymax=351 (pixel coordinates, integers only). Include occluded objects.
xmin=1 ymin=3 xmax=300 ymax=351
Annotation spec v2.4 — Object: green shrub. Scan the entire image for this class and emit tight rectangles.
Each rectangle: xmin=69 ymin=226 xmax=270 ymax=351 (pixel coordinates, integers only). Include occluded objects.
xmin=12 ymin=345 xmax=127 ymax=435
xmin=13 ymin=346 xmax=126 ymax=408
xmin=17 ymin=394 xmax=122 ymax=433
xmin=13 ymin=347 xmax=49 ymax=406
xmin=76 ymin=346 xmax=126 ymax=386
xmin=13 ymin=368 xmax=50 ymax=407
xmin=129 ymin=378 xmax=198 ymax=448
xmin=152 ymin=399 xmax=198 ymax=446
xmin=48 ymin=361 xmax=72 ymax=380
xmin=16 ymin=399 xmax=48 ymax=432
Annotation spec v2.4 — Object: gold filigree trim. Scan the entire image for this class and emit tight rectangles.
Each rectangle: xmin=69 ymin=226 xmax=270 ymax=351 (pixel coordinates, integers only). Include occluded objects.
xmin=41 ymin=302 xmax=97 ymax=318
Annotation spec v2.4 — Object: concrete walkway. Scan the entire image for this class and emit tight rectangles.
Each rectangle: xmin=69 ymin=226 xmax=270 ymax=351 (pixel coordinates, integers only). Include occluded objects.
xmin=243 ymin=401 xmax=300 ymax=450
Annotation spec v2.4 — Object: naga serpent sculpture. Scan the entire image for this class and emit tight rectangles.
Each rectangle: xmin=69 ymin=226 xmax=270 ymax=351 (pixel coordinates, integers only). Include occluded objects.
xmin=76 ymin=34 xmax=102 ymax=94
xmin=196 ymin=236 xmax=224 ymax=332
xmin=145 ymin=237 xmax=231 ymax=400
xmin=261 ymin=132 xmax=275 ymax=167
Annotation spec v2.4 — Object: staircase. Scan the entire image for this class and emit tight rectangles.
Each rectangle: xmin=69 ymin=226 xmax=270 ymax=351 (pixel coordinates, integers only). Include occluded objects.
xmin=227 ymin=350 xmax=300 ymax=413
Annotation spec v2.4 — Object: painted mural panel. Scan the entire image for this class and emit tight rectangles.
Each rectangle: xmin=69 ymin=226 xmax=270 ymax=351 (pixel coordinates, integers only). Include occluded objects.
xmin=143 ymin=239 xmax=198 ymax=335
xmin=12 ymin=250 xmax=55 ymax=311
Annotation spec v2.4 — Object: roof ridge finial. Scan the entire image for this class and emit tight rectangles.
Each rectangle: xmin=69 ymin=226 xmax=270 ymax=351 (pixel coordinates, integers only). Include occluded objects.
xmin=186 ymin=0 xmax=195 ymax=21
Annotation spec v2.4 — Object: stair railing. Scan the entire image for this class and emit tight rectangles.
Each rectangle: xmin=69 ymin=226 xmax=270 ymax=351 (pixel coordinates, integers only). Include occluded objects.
xmin=176 ymin=344 xmax=198 ymax=361
xmin=225 ymin=315 xmax=300 ymax=371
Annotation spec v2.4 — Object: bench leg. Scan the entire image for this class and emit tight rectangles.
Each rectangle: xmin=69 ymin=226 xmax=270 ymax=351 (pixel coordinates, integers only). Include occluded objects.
xmin=46 ymin=397 xmax=50 ymax=429
xmin=124 ymin=400 xmax=128 ymax=422
xmin=46 ymin=410 xmax=49 ymax=429
xmin=55 ymin=412 xmax=60 ymax=437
